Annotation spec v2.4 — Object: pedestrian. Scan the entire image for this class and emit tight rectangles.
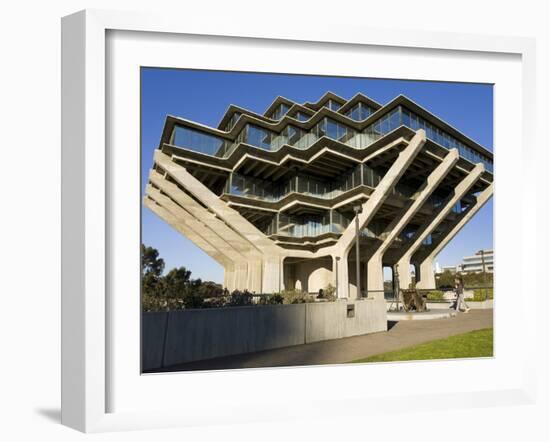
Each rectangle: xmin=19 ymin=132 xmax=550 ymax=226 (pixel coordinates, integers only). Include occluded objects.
xmin=454 ymin=275 xmax=470 ymax=313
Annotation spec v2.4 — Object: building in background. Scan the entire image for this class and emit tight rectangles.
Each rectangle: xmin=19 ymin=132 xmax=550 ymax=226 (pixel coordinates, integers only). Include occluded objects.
xmin=461 ymin=249 xmax=494 ymax=273
xmin=144 ymin=91 xmax=494 ymax=299
xmin=440 ymin=265 xmax=460 ymax=274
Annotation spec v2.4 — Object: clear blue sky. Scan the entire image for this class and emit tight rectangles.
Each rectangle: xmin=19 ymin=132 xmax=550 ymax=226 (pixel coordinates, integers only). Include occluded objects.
xmin=141 ymin=68 xmax=493 ymax=282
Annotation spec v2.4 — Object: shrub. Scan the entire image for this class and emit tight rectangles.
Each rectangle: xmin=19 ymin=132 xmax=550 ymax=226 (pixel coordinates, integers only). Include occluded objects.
xmin=256 ymin=293 xmax=284 ymax=305
xmin=466 ymin=288 xmax=493 ymax=302
xmin=426 ymin=291 xmax=444 ymax=301
xmin=227 ymin=290 xmax=254 ymax=306
xmin=279 ymin=289 xmax=315 ymax=304
xmin=320 ymin=284 xmax=337 ymax=301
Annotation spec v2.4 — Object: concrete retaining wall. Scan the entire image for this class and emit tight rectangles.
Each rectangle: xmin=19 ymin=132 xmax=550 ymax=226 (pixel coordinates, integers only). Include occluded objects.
xmin=142 ymin=298 xmax=387 ymax=371
xmin=306 ymin=298 xmax=387 ymax=342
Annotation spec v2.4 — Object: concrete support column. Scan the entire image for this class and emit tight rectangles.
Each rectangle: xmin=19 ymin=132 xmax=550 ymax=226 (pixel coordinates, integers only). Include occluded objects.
xmin=365 ymin=149 xmax=458 ymax=292
xmin=223 ymin=266 xmax=237 ymax=291
xmin=366 ymin=254 xmax=384 ymax=293
xmin=413 ymin=183 xmax=494 ymax=289
xmin=262 ymin=257 xmax=282 ymax=294
xmin=234 ymin=262 xmax=249 ymax=290
xmin=335 ymin=253 xmax=349 ymax=299
xmin=335 ymin=129 xmax=427 ymax=256
xmin=332 ymin=130 xmax=427 ymax=299
xmin=396 ymin=255 xmax=413 ymax=289
xmin=332 ymin=256 xmax=338 ymax=290
xmin=395 ymin=163 xmax=485 ymax=289
xmin=247 ymin=260 xmax=263 ymax=293
xmin=415 ymin=257 xmax=436 ymax=289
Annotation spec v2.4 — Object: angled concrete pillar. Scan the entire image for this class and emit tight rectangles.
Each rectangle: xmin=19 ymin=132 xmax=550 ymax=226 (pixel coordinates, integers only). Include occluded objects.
xmin=262 ymin=256 xmax=282 ymax=294
xmin=154 ymin=152 xmax=287 ymax=293
xmin=366 ymin=149 xmax=459 ymax=292
xmin=147 ymin=186 xmax=251 ymax=290
xmin=149 ymin=169 xmax=262 ymax=261
xmin=154 ymin=151 xmax=282 ymax=257
xmin=147 ymin=186 xmax=248 ymax=263
xmin=397 ymin=163 xmax=485 ymax=289
xmin=334 ymin=252 xmax=349 ymax=299
xmin=234 ymin=262 xmax=249 ymax=291
xmin=415 ymin=257 xmax=435 ymax=289
xmin=415 ymin=183 xmax=494 ymax=289
xmin=247 ymin=260 xmax=263 ymax=293
xmin=334 ymin=129 xmax=426 ymax=299
xmin=395 ymin=256 xmax=412 ymax=290
xmin=143 ymin=197 xmax=238 ymax=290
xmin=223 ymin=268 xmax=235 ymax=290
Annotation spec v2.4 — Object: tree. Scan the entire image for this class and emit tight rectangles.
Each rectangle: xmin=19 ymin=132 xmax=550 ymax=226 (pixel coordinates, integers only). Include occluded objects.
xmin=141 ymin=244 xmax=165 ymax=277
xmin=141 ymin=244 xmax=165 ymax=298
xmin=436 ymin=270 xmax=455 ymax=288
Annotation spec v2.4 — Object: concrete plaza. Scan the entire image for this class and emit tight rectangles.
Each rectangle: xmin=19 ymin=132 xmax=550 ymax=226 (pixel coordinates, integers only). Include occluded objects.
xmin=152 ymin=309 xmax=493 ymax=372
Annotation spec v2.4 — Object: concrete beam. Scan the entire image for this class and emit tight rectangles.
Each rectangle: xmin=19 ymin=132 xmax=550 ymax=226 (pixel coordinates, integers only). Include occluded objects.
xmin=414 ymin=183 xmax=494 ymax=289
xmin=149 ymin=169 xmax=261 ymax=259
xmin=333 ymin=129 xmax=426 ymax=299
xmin=143 ymin=197 xmax=237 ymax=290
xmin=147 ymin=187 xmax=252 ymax=290
xmin=366 ymin=149 xmax=459 ymax=291
xmin=396 ymin=163 xmax=485 ymax=289
xmin=155 ymin=151 xmax=282 ymax=257
xmin=147 ymin=186 xmax=247 ymax=261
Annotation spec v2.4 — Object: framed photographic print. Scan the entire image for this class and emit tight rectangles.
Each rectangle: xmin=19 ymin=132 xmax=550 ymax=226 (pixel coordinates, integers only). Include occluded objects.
xmin=61 ymin=9 xmax=537 ymax=432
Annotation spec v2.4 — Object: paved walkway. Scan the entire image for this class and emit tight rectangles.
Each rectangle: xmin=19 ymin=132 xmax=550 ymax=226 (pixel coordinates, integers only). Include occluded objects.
xmin=156 ymin=309 xmax=493 ymax=372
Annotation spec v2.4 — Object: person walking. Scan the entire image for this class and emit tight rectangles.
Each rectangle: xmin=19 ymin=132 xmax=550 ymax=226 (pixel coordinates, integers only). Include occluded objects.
xmin=454 ymin=275 xmax=470 ymax=312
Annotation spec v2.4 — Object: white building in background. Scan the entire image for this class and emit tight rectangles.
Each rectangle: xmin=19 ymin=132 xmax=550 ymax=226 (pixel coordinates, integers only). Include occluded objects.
xmin=461 ymin=249 xmax=493 ymax=273
xmin=440 ymin=265 xmax=460 ymax=274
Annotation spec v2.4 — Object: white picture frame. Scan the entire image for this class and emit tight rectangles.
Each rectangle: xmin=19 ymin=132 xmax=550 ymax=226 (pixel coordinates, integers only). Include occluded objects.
xmin=61 ymin=9 xmax=538 ymax=433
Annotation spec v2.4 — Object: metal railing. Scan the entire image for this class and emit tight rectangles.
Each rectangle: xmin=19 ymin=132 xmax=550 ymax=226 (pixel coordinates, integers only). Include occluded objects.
xmin=369 ymin=286 xmax=494 ymax=304
xmin=185 ymin=290 xmax=336 ymax=310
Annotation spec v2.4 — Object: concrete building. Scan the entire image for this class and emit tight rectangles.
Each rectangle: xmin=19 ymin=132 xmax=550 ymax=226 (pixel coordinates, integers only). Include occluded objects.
xmin=144 ymin=92 xmax=494 ymax=299
xmin=461 ymin=249 xmax=494 ymax=273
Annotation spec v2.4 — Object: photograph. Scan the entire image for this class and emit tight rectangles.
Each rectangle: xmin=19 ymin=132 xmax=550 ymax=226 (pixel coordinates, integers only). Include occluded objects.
xmin=140 ymin=68 xmax=494 ymax=373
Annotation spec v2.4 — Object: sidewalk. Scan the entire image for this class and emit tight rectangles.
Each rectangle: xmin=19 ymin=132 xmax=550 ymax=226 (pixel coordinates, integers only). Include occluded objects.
xmin=152 ymin=309 xmax=493 ymax=372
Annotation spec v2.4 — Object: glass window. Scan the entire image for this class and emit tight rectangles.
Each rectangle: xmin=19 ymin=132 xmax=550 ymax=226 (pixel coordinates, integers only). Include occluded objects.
xmin=245 ymin=125 xmax=274 ymax=150
xmin=380 ymin=114 xmax=390 ymax=133
xmin=314 ymin=118 xmax=327 ymax=138
xmin=322 ymin=118 xmax=352 ymax=143
xmin=224 ymin=112 xmax=242 ymax=131
xmin=271 ymin=103 xmax=290 ymax=120
xmin=397 ymin=108 xmax=492 ymax=172
xmin=389 ymin=107 xmax=402 ymax=130
xmin=292 ymin=111 xmax=310 ymax=121
xmin=346 ymin=103 xmax=373 ymax=121
xmin=326 ymin=118 xmax=338 ymax=139
xmin=172 ymin=126 xmax=228 ymax=156
xmin=285 ymin=125 xmax=303 ymax=145
xmin=324 ymin=99 xmax=341 ymax=111
xmin=297 ymin=176 xmax=308 ymax=194
xmin=402 ymin=108 xmax=411 ymax=127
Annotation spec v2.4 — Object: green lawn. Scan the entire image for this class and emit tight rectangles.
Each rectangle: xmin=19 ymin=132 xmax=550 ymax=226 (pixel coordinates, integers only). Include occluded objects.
xmin=349 ymin=328 xmax=493 ymax=363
